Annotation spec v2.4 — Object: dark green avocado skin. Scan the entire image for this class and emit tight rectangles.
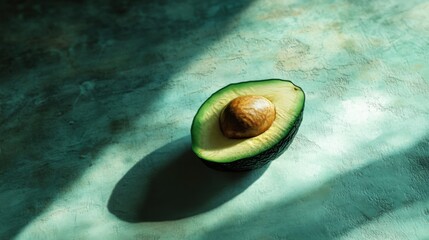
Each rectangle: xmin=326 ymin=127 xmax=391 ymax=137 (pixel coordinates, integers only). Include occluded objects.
xmin=202 ymin=110 xmax=304 ymax=171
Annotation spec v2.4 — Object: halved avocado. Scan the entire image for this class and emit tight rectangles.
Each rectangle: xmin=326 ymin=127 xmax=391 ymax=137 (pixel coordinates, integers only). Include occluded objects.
xmin=191 ymin=79 xmax=305 ymax=171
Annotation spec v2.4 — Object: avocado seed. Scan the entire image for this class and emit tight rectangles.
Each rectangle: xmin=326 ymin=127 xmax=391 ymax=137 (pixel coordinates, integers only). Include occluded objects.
xmin=219 ymin=95 xmax=276 ymax=138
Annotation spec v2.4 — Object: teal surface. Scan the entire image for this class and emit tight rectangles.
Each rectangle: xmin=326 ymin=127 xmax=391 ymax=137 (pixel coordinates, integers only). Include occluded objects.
xmin=1 ymin=0 xmax=428 ymax=239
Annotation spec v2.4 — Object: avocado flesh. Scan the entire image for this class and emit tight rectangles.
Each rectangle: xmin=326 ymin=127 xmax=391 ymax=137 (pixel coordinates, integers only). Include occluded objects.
xmin=191 ymin=79 xmax=305 ymax=170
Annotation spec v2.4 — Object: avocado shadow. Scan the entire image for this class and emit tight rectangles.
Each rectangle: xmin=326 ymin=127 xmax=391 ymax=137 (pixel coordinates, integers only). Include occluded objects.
xmin=107 ymin=136 xmax=268 ymax=222
xmin=0 ymin=0 xmax=255 ymax=238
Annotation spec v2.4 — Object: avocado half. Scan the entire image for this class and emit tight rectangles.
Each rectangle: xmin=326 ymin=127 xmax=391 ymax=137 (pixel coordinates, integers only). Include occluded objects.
xmin=191 ymin=79 xmax=305 ymax=171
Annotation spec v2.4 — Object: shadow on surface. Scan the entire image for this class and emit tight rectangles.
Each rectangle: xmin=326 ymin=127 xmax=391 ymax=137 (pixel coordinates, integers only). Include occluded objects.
xmin=0 ymin=0 xmax=253 ymax=238
xmin=108 ymin=136 xmax=268 ymax=222
xmin=201 ymin=137 xmax=429 ymax=239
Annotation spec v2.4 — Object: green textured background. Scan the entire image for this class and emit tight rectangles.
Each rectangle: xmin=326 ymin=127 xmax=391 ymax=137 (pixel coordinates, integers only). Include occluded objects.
xmin=1 ymin=0 xmax=428 ymax=239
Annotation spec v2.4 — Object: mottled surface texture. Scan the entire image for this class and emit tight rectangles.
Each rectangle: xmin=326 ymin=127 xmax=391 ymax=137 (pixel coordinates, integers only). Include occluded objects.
xmin=0 ymin=0 xmax=428 ymax=239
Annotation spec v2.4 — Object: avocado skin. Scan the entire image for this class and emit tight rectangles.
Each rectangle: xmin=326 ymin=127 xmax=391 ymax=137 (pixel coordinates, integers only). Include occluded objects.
xmin=201 ymin=110 xmax=303 ymax=171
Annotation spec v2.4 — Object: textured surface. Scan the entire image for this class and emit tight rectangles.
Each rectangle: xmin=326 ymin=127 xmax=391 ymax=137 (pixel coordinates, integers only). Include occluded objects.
xmin=1 ymin=0 xmax=428 ymax=239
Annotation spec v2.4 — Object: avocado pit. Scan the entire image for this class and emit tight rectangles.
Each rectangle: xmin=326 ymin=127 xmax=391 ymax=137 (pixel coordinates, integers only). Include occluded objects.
xmin=219 ymin=95 xmax=276 ymax=138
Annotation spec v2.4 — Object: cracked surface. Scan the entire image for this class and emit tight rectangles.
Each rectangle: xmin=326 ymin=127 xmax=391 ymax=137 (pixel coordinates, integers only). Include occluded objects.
xmin=1 ymin=0 xmax=428 ymax=239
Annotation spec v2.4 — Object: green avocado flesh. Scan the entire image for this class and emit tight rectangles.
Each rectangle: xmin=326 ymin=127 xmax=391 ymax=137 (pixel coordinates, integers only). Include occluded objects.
xmin=191 ymin=79 xmax=305 ymax=171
